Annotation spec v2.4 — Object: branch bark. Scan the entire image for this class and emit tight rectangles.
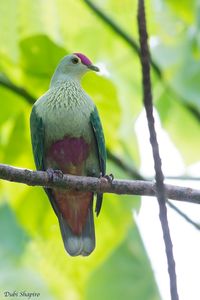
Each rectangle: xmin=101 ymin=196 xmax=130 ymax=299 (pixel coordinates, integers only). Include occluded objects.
xmin=0 ymin=164 xmax=200 ymax=204
xmin=0 ymin=73 xmax=35 ymax=104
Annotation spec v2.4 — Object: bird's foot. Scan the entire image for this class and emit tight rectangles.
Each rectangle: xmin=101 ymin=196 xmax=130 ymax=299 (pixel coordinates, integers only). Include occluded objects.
xmin=54 ymin=169 xmax=64 ymax=178
xmin=100 ymin=173 xmax=114 ymax=184
xmin=47 ymin=168 xmax=64 ymax=181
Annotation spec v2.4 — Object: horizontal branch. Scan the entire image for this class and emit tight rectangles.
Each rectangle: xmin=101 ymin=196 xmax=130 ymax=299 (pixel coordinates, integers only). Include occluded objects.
xmin=0 ymin=164 xmax=199 ymax=204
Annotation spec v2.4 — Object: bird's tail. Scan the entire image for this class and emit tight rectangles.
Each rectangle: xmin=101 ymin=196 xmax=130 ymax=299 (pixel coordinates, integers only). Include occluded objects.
xmin=58 ymin=200 xmax=95 ymax=256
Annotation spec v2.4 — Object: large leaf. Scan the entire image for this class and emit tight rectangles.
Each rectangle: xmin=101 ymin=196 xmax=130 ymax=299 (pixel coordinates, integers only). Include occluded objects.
xmin=156 ymin=87 xmax=200 ymax=165
xmin=14 ymin=187 xmax=54 ymax=238
xmin=0 ymin=204 xmax=54 ymax=299
xmin=0 ymin=203 xmax=29 ymax=262
xmin=19 ymin=35 xmax=67 ymax=95
xmin=0 ymin=84 xmax=28 ymax=126
xmin=3 ymin=113 xmax=26 ymax=164
xmin=166 ymin=0 xmax=195 ymax=23
xmin=86 ymin=226 xmax=161 ymax=300
xmin=82 ymin=73 xmax=121 ymax=150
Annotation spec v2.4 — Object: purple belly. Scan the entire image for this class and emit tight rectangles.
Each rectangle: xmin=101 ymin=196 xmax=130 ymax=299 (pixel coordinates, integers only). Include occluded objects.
xmin=46 ymin=136 xmax=92 ymax=234
xmin=46 ymin=136 xmax=90 ymax=173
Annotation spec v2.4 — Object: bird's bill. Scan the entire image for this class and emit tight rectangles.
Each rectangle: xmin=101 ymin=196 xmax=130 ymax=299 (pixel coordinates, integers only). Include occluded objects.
xmin=87 ymin=64 xmax=100 ymax=72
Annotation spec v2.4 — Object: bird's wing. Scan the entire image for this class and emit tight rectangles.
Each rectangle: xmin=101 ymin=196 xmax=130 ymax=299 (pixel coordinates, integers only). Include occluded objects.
xmin=30 ymin=105 xmax=60 ymax=216
xmin=30 ymin=105 xmax=45 ymax=171
xmin=90 ymin=106 xmax=106 ymax=215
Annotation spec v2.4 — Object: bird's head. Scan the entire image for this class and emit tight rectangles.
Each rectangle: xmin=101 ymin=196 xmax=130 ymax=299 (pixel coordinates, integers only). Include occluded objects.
xmin=51 ymin=53 xmax=99 ymax=86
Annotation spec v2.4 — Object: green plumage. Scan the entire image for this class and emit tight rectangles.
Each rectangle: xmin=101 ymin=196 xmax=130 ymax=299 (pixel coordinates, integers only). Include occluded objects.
xmin=90 ymin=106 xmax=106 ymax=175
xmin=30 ymin=106 xmax=44 ymax=171
xmin=90 ymin=106 xmax=106 ymax=214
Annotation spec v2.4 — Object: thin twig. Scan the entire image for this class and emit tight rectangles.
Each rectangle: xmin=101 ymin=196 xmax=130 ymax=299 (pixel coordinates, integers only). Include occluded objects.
xmin=165 ymin=175 xmax=200 ymax=181
xmin=0 ymin=73 xmax=35 ymax=104
xmin=167 ymin=200 xmax=200 ymax=230
xmin=0 ymin=164 xmax=200 ymax=205
xmin=107 ymin=149 xmax=143 ymax=180
xmin=137 ymin=1 xmax=179 ymax=300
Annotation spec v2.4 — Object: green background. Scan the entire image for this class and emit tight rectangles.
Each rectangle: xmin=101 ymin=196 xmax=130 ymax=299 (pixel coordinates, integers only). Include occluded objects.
xmin=0 ymin=1 xmax=199 ymax=299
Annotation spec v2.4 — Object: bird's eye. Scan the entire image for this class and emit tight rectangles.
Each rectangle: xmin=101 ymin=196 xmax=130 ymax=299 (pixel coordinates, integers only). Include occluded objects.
xmin=71 ymin=57 xmax=79 ymax=64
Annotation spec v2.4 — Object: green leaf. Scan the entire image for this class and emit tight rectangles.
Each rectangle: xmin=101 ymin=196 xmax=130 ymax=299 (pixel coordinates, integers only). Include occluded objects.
xmin=0 ymin=85 xmax=28 ymax=126
xmin=86 ymin=226 xmax=161 ymax=300
xmin=0 ymin=0 xmax=19 ymax=60
xmin=156 ymin=88 xmax=200 ymax=164
xmin=0 ymin=203 xmax=29 ymax=262
xmin=3 ymin=112 xmax=26 ymax=164
xmin=14 ymin=186 xmax=54 ymax=238
xmin=82 ymin=73 xmax=121 ymax=150
xmin=0 ymin=265 xmax=54 ymax=300
xmin=166 ymin=0 xmax=195 ymax=23
xmin=169 ymin=56 xmax=200 ymax=110
xmin=19 ymin=35 xmax=67 ymax=95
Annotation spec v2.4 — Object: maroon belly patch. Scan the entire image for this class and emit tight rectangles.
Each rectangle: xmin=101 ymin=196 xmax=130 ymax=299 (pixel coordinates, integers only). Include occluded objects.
xmin=46 ymin=136 xmax=92 ymax=234
xmin=47 ymin=136 xmax=90 ymax=169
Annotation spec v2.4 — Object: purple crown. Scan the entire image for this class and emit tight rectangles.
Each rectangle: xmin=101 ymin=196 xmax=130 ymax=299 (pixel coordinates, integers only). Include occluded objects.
xmin=73 ymin=53 xmax=92 ymax=66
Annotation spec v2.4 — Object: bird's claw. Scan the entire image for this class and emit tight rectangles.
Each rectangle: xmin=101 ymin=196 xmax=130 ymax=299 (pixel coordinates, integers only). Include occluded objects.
xmin=100 ymin=173 xmax=114 ymax=184
xmin=54 ymin=169 xmax=64 ymax=178
xmin=47 ymin=168 xmax=63 ymax=181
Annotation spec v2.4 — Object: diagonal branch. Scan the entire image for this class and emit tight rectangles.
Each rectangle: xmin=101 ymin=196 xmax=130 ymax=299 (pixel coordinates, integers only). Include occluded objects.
xmin=0 ymin=164 xmax=200 ymax=205
xmin=84 ymin=0 xmax=162 ymax=77
xmin=107 ymin=149 xmax=143 ymax=180
xmin=137 ymin=1 xmax=179 ymax=299
xmin=167 ymin=201 xmax=200 ymax=230
xmin=83 ymin=0 xmax=200 ymax=122
xmin=0 ymin=73 xmax=35 ymax=104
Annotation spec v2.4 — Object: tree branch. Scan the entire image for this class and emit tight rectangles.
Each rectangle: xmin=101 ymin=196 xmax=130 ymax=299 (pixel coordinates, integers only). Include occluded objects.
xmin=0 ymin=73 xmax=35 ymax=104
xmin=167 ymin=200 xmax=200 ymax=230
xmin=0 ymin=63 xmax=199 ymax=232
xmin=0 ymin=48 xmax=199 ymax=232
xmin=137 ymin=1 xmax=179 ymax=299
xmin=0 ymin=164 xmax=200 ymax=205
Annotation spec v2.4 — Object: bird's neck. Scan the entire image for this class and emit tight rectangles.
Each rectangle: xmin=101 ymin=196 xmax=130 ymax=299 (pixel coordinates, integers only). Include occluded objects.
xmin=47 ymin=73 xmax=86 ymax=109
xmin=50 ymin=72 xmax=82 ymax=88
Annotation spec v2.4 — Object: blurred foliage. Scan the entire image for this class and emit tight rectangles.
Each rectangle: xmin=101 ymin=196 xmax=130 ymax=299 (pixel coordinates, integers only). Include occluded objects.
xmin=0 ymin=0 xmax=199 ymax=299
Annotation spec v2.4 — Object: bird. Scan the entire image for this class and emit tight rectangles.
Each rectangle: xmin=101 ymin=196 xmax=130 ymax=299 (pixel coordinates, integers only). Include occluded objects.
xmin=30 ymin=53 xmax=106 ymax=256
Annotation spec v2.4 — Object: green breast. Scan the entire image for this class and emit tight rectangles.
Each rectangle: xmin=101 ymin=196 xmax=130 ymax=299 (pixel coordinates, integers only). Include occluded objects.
xmin=34 ymin=81 xmax=95 ymax=148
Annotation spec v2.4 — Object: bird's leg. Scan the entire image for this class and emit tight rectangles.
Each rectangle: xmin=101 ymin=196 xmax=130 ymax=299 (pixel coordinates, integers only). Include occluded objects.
xmin=100 ymin=173 xmax=114 ymax=184
xmin=46 ymin=168 xmax=64 ymax=182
